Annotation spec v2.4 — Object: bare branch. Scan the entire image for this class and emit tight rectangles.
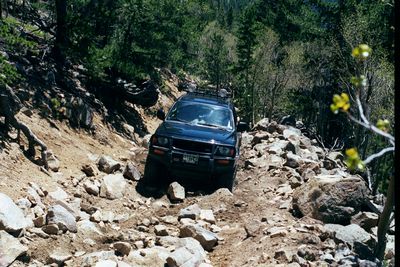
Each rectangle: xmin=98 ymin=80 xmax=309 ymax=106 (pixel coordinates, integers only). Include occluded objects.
xmin=348 ymin=97 xmax=395 ymax=144
xmin=364 ymin=147 xmax=395 ymax=165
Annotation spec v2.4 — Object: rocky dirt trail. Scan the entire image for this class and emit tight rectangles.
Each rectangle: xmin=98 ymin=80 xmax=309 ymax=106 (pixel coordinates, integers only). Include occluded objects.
xmin=0 ymin=83 xmax=395 ymax=267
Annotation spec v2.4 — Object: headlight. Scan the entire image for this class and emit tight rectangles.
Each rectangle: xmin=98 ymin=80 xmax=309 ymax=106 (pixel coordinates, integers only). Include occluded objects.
xmin=151 ymin=136 xmax=170 ymax=147
xmin=215 ymin=146 xmax=235 ymax=157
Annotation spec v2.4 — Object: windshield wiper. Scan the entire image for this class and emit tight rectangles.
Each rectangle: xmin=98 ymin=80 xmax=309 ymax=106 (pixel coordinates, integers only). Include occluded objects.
xmin=170 ymin=118 xmax=189 ymax=123
xmin=197 ymin=122 xmax=226 ymax=130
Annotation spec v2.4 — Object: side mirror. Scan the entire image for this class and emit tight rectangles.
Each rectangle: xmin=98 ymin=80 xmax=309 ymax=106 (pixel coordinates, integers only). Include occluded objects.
xmin=156 ymin=109 xmax=165 ymax=121
xmin=237 ymin=121 xmax=249 ymax=132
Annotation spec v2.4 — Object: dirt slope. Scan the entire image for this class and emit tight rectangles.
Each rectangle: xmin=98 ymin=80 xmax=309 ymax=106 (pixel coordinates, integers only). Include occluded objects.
xmin=0 ymin=79 xmax=393 ymax=267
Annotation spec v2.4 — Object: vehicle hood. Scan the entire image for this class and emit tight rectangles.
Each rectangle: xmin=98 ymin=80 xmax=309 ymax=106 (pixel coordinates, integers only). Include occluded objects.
xmin=155 ymin=120 xmax=236 ymax=145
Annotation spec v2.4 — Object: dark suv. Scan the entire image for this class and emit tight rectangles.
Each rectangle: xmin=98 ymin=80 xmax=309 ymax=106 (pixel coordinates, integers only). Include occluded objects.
xmin=142 ymin=89 xmax=248 ymax=191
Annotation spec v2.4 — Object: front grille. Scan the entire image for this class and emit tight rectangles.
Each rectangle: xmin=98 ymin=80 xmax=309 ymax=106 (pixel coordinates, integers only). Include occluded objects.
xmin=172 ymin=138 xmax=213 ymax=154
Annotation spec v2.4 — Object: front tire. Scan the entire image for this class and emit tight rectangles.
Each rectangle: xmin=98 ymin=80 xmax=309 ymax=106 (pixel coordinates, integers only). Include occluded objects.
xmin=216 ymin=167 xmax=237 ymax=192
xmin=142 ymin=157 xmax=164 ymax=187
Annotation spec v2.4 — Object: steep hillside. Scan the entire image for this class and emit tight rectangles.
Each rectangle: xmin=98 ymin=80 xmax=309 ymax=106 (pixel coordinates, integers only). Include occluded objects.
xmin=0 ymin=85 xmax=395 ymax=267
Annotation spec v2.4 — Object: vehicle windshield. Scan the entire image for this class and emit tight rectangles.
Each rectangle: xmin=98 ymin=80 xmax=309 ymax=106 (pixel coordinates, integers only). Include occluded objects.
xmin=166 ymin=101 xmax=234 ymax=130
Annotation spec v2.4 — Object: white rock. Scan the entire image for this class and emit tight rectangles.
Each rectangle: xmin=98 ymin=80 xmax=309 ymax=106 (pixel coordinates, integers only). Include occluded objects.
xmin=0 ymin=230 xmax=28 ymax=266
xmin=48 ymin=187 xmax=69 ymax=202
xmin=77 ymin=220 xmax=103 ymax=236
xmin=267 ymin=227 xmax=288 ymax=238
xmin=180 ymin=224 xmax=218 ymax=251
xmin=0 ymin=193 xmax=32 ymax=233
xmin=154 ymin=225 xmax=169 ymax=236
xmin=49 ymin=250 xmax=73 ymax=265
xmin=46 ymin=150 xmax=60 ymax=172
xmin=47 ymin=205 xmax=77 ymax=233
xmin=199 ymin=210 xmax=216 ymax=224
xmin=84 ymin=181 xmax=100 ymax=196
xmin=100 ymin=174 xmax=127 ymax=200
xmin=95 ymin=260 xmax=117 ymax=267
xmin=178 ymin=204 xmax=201 ymax=220
xmin=168 ymin=182 xmax=185 ymax=201
xmin=97 ymin=155 xmax=121 ymax=174
xmin=123 ymin=163 xmax=141 ymax=181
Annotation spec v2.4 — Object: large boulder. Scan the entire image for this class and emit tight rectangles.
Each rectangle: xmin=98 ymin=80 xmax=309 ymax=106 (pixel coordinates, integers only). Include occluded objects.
xmin=292 ymin=175 xmax=370 ymax=224
xmin=100 ymin=173 xmax=127 ymax=200
xmin=0 ymin=193 xmax=32 ymax=233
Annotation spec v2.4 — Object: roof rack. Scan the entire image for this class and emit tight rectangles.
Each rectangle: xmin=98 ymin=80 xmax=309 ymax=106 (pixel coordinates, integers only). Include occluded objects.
xmin=183 ymin=84 xmax=232 ymax=99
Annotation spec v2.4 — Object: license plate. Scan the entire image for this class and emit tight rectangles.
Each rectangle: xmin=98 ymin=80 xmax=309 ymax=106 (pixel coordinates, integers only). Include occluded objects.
xmin=182 ymin=153 xmax=199 ymax=164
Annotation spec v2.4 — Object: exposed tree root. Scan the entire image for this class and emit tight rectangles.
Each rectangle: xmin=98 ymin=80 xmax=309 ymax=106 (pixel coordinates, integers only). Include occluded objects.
xmin=0 ymin=84 xmax=48 ymax=167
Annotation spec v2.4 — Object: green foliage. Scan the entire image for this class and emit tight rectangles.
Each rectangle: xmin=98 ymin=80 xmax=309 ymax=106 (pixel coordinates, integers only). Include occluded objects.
xmin=0 ymin=55 xmax=21 ymax=86
xmin=197 ymin=21 xmax=236 ymax=89
xmin=0 ymin=18 xmax=38 ymax=50
xmin=67 ymin=0 xmax=206 ymax=82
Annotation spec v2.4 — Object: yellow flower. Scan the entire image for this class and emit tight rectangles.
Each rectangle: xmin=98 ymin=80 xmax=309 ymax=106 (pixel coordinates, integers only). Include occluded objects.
xmin=352 ymin=44 xmax=372 ymax=60
xmin=350 ymin=75 xmax=367 ymax=87
xmin=376 ymin=119 xmax=390 ymax=132
xmin=345 ymin=148 xmax=364 ymax=170
xmin=330 ymin=93 xmax=350 ymax=114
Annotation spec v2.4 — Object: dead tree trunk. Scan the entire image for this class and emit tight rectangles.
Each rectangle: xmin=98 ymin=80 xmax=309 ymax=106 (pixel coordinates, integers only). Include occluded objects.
xmin=375 ymin=175 xmax=394 ymax=260
xmin=0 ymin=84 xmax=48 ymax=167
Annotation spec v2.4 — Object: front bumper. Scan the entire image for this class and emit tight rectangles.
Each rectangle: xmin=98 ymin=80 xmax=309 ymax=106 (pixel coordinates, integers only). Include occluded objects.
xmin=147 ymin=146 xmax=236 ymax=180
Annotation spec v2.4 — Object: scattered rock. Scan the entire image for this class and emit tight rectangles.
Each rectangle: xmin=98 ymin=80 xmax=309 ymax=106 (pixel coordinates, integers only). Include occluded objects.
xmin=199 ymin=210 xmax=216 ymax=224
xmin=324 ymin=223 xmax=375 ymax=248
xmin=0 ymin=230 xmax=28 ymax=266
xmin=95 ymin=259 xmax=117 ymax=267
xmin=114 ymin=241 xmax=132 ymax=256
xmin=82 ymin=164 xmax=97 ymax=177
xmin=48 ymin=187 xmax=69 ymax=202
xmin=274 ymin=248 xmax=292 ymax=263
xmin=168 ymin=182 xmax=185 ymax=201
xmin=47 ymin=205 xmax=77 ymax=233
xmin=100 ymin=173 xmax=127 ymax=200
xmin=97 ymin=155 xmax=121 ymax=174
xmin=244 ymin=219 xmax=262 ymax=237
xmin=253 ymin=118 xmax=269 ymax=131
xmin=154 ymin=225 xmax=169 ymax=236
xmin=77 ymin=220 xmax=103 ymax=236
xmin=351 ymin=212 xmax=379 ymax=233
xmin=178 ymin=204 xmax=201 ymax=220
xmin=46 ymin=150 xmax=60 ymax=172
xmin=84 ymin=180 xmax=100 ymax=196
xmin=166 ymin=237 xmax=207 ymax=267
xmin=49 ymin=250 xmax=73 ymax=265
xmin=180 ymin=223 xmax=218 ymax=251
xmin=123 ymin=162 xmax=141 ymax=181
xmin=266 ymin=227 xmax=288 ymax=238
xmin=42 ymin=224 xmax=59 ymax=235
xmin=125 ymin=246 xmax=169 ymax=266
xmin=0 ymin=193 xmax=32 ymax=233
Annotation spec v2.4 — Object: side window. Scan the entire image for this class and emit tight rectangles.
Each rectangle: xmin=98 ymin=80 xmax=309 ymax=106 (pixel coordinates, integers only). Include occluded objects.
xmin=232 ymin=107 xmax=238 ymax=125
